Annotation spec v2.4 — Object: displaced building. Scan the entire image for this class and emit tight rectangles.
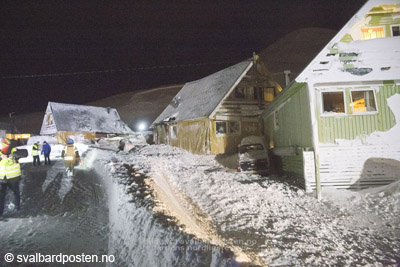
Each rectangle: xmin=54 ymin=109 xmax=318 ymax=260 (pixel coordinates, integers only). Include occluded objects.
xmin=40 ymin=102 xmax=133 ymax=143
xmin=152 ymin=56 xmax=282 ymax=154
xmin=261 ymin=0 xmax=400 ymax=194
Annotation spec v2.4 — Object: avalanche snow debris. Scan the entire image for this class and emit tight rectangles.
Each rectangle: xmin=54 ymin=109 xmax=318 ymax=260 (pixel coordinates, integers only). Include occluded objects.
xmin=88 ymin=137 xmax=400 ymax=266
xmin=118 ymin=142 xmax=400 ymax=266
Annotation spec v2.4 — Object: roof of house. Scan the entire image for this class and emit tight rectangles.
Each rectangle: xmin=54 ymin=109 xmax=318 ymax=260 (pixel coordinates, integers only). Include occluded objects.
xmin=49 ymin=102 xmax=132 ymax=133
xmin=297 ymin=0 xmax=400 ymax=85
xmin=152 ymin=60 xmax=253 ymax=125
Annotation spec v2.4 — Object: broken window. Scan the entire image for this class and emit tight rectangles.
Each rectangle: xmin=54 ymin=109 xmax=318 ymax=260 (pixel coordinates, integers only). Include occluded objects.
xmin=361 ymin=27 xmax=385 ymax=40
xmin=229 ymin=121 xmax=240 ymax=134
xmin=216 ymin=121 xmax=241 ymax=135
xmin=170 ymin=125 xmax=177 ymax=139
xmin=216 ymin=121 xmax=227 ymax=135
xmin=234 ymin=87 xmax=245 ymax=98
xmin=321 ymin=91 xmax=345 ymax=114
xmin=231 ymin=86 xmax=263 ymax=101
xmin=350 ymin=90 xmax=377 ymax=114
xmin=392 ymin=25 xmax=400 ymax=36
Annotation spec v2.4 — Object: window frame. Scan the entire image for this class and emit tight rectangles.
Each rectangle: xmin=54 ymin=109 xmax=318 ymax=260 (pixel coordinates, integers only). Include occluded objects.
xmin=215 ymin=121 xmax=241 ymax=136
xmin=320 ymin=89 xmax=347 ymax=117
xmin=361 ymin=26 xmax=386 ymax=40
xmin=170 ymin=124 xmax=178 ymax=139
xmin=391 ymin=24 xmax=400 ymax=37
xmin=349 ymin=88 xmax=378 ymax=115
xmin=215 ymin=121 xmax=228 ymax=136
xmin=228 ymin=121 xmax=241 ymax=135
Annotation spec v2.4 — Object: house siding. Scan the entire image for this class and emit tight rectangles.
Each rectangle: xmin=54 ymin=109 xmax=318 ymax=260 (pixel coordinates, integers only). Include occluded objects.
xmin=262 ymin=82 xmax=313 ymax=181
xmin=210 ymin=120 xmax=261 ymax=154
xmin=317 ymin=84 xmax=399 ymax=143
xmin=314 ymin=144 xmax=400 ymax=190
xmin=169 ymin=119 xmax=210 ymax=154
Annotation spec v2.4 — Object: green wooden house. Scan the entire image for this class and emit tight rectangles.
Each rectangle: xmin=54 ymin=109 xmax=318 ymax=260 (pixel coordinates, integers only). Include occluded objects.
xmin=261 ymin=0 xmax=400 ymax=195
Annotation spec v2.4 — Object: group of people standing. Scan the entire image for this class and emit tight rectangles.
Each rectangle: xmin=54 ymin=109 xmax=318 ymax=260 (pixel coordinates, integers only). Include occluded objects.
xmin=32 ymin=140 xmax=52 ymax=166
xmin=0 ymin=137 xmax=81 ymax=218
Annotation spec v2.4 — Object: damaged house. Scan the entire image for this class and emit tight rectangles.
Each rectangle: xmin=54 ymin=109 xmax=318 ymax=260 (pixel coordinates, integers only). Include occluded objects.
xmin=40 ymin=102 xmax=132 ymax=143
xmin=151 ymin=57 xmax=281 ymax=154
xmin=261 ymin=0 xmax=400 ymax=194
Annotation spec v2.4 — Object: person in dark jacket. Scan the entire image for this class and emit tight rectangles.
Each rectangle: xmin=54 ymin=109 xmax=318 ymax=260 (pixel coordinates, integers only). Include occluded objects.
xmin=41 ymin=141 xmax=51 ymax=165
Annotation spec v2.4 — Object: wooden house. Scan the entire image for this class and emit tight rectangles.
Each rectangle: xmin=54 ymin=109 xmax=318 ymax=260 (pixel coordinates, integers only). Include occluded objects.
xmin=261 ymin=0 xmax=400 ymax=195
xmin=151 ymin=57 xmax=281 ymax=154
xmin=40 ymin=102 xmax=133 ymax=143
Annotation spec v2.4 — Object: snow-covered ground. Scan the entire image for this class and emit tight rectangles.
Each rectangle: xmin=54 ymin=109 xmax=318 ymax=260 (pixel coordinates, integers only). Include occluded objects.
xmin=92 ymin=137 xmax=400 ymax=266
xmin=1 ymin=136 xmax=399 ymax=266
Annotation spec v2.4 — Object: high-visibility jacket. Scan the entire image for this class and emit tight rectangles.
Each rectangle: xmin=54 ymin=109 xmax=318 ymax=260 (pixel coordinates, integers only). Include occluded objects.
xmin=62 ymin=144 xmax=80 ymax=162
xmin=0 ymin=157 xmax=21 ymax=181
xmin=32 ymin=144 xmax=40 ymax=156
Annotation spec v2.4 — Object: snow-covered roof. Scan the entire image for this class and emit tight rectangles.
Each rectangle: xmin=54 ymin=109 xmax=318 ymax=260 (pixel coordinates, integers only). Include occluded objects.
xmin=152 ymin=60 xmax=253 ymax=125
xmin=297 ymin=0 xmax=400 ymax=85
xmin=49 ymin=102 xmax=132 ymax=134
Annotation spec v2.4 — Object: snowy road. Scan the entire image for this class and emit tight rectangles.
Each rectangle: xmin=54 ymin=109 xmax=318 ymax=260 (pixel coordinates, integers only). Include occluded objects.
xmin=2 ymin=138 xmax=399 ymax=266
xmin=0 ymin=161 xmax=109 ymax=267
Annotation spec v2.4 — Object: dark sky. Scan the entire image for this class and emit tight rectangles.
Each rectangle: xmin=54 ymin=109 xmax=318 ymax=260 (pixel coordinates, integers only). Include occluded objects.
xmin=0 ymin=0 xmax=366 ymax=116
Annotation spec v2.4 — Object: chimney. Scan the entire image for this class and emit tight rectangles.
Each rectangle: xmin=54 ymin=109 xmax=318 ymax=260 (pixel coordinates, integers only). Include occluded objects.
xmin=284 ymin=70 xmax=291 ymax=86
xmin=106 ymin=107 xmax=111 ymax=114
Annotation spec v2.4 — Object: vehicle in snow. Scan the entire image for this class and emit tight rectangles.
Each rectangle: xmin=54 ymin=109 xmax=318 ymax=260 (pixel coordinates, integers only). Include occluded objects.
xmin=237 ymin=136 xmax=269 ymax=174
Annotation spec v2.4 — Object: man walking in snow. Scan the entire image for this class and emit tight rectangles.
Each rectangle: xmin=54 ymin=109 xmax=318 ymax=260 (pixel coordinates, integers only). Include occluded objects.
xmin=61 ymin=139 xmax=81 ymax=176
xmin=32 ymin=141 xmax=40 ymax=166
xmin=41 ymin=141 xmax=51 ymax=165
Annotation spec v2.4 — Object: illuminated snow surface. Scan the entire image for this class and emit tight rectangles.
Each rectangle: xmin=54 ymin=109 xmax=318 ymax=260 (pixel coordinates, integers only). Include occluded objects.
xmin=0 ymin=136 xmax=399 ymax=266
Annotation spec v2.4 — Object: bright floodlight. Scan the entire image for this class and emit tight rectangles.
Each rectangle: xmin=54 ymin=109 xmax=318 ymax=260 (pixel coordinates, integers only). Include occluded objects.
xmin=138 ymin=122 xmax=146 ymax=131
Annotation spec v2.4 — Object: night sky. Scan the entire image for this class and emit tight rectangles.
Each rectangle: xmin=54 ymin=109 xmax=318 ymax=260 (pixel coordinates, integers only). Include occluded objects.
xmin=0 ymin=0 xmax=366 ymax=116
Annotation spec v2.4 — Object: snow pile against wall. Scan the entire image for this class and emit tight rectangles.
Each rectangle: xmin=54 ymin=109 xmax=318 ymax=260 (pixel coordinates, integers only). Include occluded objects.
xmin=120 ymin=143 xmax=399 ymax=266
xmin=365 ymin=93 xmax=400 ymax=144
xmin=89 ymin=148 xmax=237 ymax=267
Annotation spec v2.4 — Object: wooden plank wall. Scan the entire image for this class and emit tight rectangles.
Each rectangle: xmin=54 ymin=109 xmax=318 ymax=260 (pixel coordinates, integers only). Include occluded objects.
xmin=318 ymin=85 xmax=399 ymax=143
xmin=306 ymin=145 xmax=400 ymax=190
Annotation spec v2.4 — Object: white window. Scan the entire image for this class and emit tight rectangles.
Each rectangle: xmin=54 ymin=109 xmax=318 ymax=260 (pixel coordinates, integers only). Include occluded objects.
xmin=170 ymin=125 xmax=177 ymax=139
xmin=321 ymin=91 xmax=346 ymax=115
xmin=350 ymin=89 xmax=378 ymax=114
xmin=215 ymin=121 xmax=241 ymax=136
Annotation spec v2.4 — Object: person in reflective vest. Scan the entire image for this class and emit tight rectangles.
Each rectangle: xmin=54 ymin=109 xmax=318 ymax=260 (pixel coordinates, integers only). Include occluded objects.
xmin=32 ymin=141 xmax=40 ymax=166
xmin=61 ymin=139 xmax=81 ymax=176
xmin=0 ymin=138 xmax=21 ymax=217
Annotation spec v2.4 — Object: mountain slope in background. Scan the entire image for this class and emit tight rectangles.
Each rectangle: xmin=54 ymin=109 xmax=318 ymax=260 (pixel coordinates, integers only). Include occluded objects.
xmin=259 ymin=27 xmax=337 ymax=87
xmin=1 ymin=28 xmax=336 ymax=134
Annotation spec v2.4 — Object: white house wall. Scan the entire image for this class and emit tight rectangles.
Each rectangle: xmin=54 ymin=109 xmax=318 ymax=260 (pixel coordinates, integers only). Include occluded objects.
xmin=40 ymin=104 xmax=57 ymax=135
